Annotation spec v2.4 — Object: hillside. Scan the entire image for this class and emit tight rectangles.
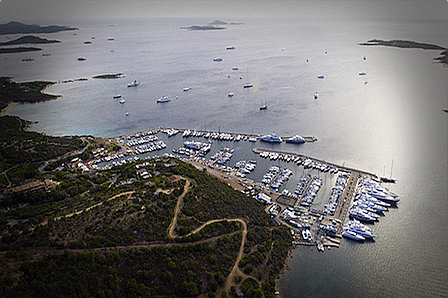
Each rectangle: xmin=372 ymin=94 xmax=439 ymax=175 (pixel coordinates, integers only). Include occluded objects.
xmin=0 ymin=85 xmax=293 ymax=297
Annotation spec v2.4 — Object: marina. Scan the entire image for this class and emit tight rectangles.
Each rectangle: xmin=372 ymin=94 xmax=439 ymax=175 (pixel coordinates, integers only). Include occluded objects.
xmin=89 ymin=126 xmax=399 ymax=251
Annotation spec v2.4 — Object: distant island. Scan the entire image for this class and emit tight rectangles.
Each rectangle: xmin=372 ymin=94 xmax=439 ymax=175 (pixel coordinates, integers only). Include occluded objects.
xmin=209 ymin=20 xmax=228 ymax=25
xmin=61 ymin=78 xmax=88 ymax=83
xmin=0 ymin=35 xmax=60 ymax=46
xmin=209 ymin=20 xmax=244 ymax=25
xmin=181 ymin=25 xmax=226 ymax=31
xmin=181 ymin=20 xmax=243 ymax=31
xmin=92 ymin=73 xmax=124 ymax=79
xmin=0 ymin=21 xmax=78 ymax=35
xmin=0 ymin=47 xmax=41 ymax=54
xmin=360 ymin=39 xmax=447 ymax=66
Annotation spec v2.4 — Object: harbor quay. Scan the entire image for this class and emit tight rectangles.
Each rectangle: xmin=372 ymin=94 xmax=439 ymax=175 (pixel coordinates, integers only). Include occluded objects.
xmin=119 ymin=127 xmax=318 ymax=143
xmin=92 ymin=127 xmax=398 ymax=251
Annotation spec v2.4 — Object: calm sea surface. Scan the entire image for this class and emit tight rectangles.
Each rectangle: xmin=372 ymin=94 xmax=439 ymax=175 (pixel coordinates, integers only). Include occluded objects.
xmin=2 ymin=17 xmax=447 ymax=297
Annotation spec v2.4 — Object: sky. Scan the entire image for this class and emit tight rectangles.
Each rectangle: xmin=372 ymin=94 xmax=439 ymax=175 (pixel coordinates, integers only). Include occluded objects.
xmin=0 ymin=0 xmax=447 ymax=24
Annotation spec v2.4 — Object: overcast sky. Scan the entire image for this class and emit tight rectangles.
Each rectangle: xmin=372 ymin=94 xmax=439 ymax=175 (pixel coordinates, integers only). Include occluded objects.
xmin=0 ymin=0 xmax=447 ymax=24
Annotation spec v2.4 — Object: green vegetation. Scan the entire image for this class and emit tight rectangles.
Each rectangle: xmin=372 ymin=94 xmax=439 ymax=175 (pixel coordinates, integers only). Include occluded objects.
xmin=0 ymin=79 xmax=293 ymax=296
xmin=0 ymin=77 xmax=59 ymax=108
xmin=0 ymin=116 xmax=85 ymax=173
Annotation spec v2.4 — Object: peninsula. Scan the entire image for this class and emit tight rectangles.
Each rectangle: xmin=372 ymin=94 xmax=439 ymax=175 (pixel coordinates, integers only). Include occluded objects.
xmin=0 ymin=21 xmax=78 ymax=35
xmin=0 ymin=35 xmax=60 ymax=46
xmin=0 ymin=77 xmax=58 ymax=111
xmin=360 ymin=39 xmax=448 ymax=65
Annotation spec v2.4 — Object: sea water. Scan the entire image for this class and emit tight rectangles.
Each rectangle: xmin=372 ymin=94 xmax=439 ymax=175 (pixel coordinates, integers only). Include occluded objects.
xmin=2 ymin=17 xmax=447 ymax=297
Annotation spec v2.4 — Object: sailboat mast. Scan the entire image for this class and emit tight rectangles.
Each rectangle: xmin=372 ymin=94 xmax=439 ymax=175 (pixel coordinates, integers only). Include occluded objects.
xmin=390 ymin=159 xmax=394 ymax=179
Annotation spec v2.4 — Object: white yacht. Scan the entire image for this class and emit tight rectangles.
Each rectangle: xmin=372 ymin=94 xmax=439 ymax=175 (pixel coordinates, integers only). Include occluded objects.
xmin=285 ymin=135 xmax=305 ymax=144
xmin=113 ymin=94 xmax=122 ymax=99
xmin=157 ymin=96 xmax=170 ymax=103
xmin=260 ymin=133 xmax=282 ymax=143
xmin=342 ymin=230 xmax=365 ymax=241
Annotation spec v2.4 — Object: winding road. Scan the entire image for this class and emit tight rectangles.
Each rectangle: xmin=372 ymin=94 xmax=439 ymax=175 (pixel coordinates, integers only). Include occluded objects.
xmin=167 ymin=178 xmax=248 ymax=293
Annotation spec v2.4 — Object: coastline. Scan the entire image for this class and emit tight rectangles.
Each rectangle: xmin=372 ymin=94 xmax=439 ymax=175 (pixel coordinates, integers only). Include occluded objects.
xmin=0 ymin=102 xmax=19 ymax=117
xmin=0 ymin=80 xmax=294 ymax=298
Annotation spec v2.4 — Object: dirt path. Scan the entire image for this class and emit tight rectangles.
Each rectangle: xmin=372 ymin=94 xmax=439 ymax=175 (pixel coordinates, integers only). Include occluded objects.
xmin=166 ymin=178 xmax=248 ymax=293
xmin=37 ymin=176 xmax=248 ymax=296
xmin=167 ymin=179 xmax=191 ymax=238
xmin=223 ymin=219 xmax=247 ymax=293
xmin=41 ymin=191 xmax=135 ymax=225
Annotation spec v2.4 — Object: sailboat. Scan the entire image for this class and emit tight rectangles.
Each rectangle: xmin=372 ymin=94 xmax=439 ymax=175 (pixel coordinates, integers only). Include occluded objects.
xmin=380 ymin=159 xmax=396 ymax=183
xmin=260 ymin=99 xmax=267 ymax=110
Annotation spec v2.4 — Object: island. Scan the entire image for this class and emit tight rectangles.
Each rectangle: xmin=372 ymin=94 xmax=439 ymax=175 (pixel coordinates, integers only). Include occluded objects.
xmin=210 ymin=20 xmax=244 ymax=26
xmin=0 ymin=47 xmax=42 ymax=54
xmin=0 ymin=21 xmax=78 ymax=35
xmin=0 ymin=35 xmax=61 ymax=46
xmin=92 ymin=73 xmax=124 ymax=79
xmin=360 ymin=39 xmax=448 ymax=66
xmin=181 ymin=25 xmax=226 ymax=30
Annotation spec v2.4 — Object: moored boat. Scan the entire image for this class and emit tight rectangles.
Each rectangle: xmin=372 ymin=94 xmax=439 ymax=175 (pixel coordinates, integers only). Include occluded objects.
xmin=285 ymin=135 xmax=305 ymax=144
xmin=342 ymin=230 xmax=366 ymax=241
xmin=157 ymin=96 xmax=170 ymax=103
xmin=260 ymin=133 xmax=282 ymax=143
